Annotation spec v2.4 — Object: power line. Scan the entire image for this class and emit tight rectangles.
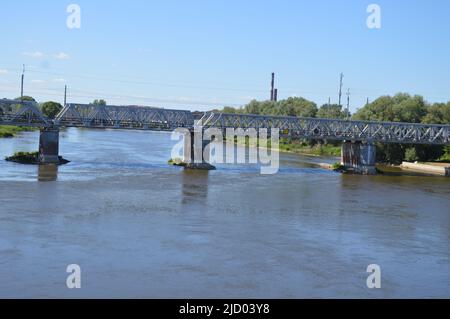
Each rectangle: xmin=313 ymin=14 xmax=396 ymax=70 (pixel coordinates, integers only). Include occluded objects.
xmin=0 ymin=86 xmax=245 ymax=108
xmin=3 ymin=65 xmax=450 ymax=106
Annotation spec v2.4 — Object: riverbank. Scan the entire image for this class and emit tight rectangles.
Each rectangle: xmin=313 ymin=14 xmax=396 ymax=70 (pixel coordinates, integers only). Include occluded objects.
xmin=279 ymin=140 xmax=341 ymax=157
xmin=235 ymin=137 xmax=341 ymax=157
xmin=400 ymin=162 xmax=450 ymax=176
xmin=0 ymin=125 xmax=36 ymax=138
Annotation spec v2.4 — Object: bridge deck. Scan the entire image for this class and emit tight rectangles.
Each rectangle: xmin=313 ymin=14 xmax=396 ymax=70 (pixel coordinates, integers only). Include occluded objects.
xmin=1 ymin=99 xmax=449 ymax=145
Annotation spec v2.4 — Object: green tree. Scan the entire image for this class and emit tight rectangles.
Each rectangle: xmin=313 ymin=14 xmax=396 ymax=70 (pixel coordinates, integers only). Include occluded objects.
xmin=353 ymin=93 xmax=427 ymax=123
xmin=243 ymin=100 xmax=263 ymax=115
xmin=91 ymin=99 xmax=107 ymax=106
xmin=15 ymin=96 xmax=36 ymax=102
xmin=41 ymin=101 xmax=63 ymax=119
xmin=222 ymin=106 xmax=240 ymax=114
xmin=422 ymin=102 xmax=450 ymax=124
xmin=353 ymin=93 xmax=445 ymax=163
xmin=278 ymin=97 xmax=318 ymax=117
xmin=392 ymin=94 xmax=427 ymax=123
xmin=241 ymin=97 xmax=317 ymax=118
xmin=317 ymin=104 xmax=350 ymax=119
xmin=353 ymin=95 xmax=396 ymax=121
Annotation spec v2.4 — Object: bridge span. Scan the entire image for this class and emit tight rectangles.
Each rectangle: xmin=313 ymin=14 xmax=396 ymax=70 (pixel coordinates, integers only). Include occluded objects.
xmin=1 ymin=99 xmax=449 ymax=173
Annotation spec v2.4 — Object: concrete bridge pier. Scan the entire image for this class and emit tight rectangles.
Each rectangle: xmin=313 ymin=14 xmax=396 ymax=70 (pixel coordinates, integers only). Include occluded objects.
xmin=39 ymin=127 xmax=60 ymax=164
xmin=183 ymin=130 xmax=216 ymax=170
xmin=341 ymin=141 xmax=377 ymax=175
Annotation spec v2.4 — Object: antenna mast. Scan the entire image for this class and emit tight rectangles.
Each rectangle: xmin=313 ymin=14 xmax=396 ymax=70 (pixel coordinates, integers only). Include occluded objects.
xmin=338 ymin=73 xmax=344 ymax=107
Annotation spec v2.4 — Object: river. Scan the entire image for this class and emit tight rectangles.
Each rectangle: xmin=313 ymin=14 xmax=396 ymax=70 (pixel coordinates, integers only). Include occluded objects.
xmin=0 ymin=128 xmax=449 ymax=298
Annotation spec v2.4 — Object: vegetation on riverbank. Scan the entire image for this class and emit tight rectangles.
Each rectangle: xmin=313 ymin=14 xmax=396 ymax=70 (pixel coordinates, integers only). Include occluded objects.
xmin=278 ymin=139 xmax=341 ymax=156
xmin=232 ymin=135 xmax=341 ymax=157
xmin=0 ymin=125 xmax=35 ymax=138
xmin=439 ymin=146 xmax=450 ymax=161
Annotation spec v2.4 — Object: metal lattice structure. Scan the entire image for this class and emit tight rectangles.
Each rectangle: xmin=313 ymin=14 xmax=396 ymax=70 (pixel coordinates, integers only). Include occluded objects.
xmin=1 ymin=99 xmax=449 ymax=145
xmin=197 ymin=112 xmax=450 ymax=145
xmin=0 ymin=99 xmax=50 ymax=127
xmin=55 ymin=103 xmax=194 ymax=131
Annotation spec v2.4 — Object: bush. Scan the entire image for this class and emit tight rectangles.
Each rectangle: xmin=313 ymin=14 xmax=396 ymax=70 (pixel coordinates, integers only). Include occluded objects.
xmin=5 ymin=151 xmax=39 ymax=164
xmin=41 ymin=101 xmax=63 ymax=119
xmin=404 ymin=147 xmax=418 ymax=162
xmin=332 ymin=162 xmax=345 ymax=171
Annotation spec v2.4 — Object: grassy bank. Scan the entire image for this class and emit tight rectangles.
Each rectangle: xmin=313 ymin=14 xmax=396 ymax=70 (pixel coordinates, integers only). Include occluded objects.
xmin=234 ymin=137 xmax=341 ymax=157
xmin=279 ymin=140 xmax=341 ymax=156
xmin=0 ymin=125 xmax=35 ymax=138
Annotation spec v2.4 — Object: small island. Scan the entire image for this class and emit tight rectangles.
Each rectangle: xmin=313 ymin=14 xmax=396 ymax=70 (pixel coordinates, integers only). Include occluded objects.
xmin=168 ymin=158 xmax=216 ymax=170
xmin=5 ymin=151 xmax=70 ymax=165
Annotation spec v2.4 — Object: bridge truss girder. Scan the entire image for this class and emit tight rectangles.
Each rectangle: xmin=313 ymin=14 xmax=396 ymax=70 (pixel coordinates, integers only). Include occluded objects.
xmin=197 ymin=112 xmax=450 ymax=145
xmin=55 ymin=103 xmax=195 ymax=131
xmin=0 ymin=99 xmax=50 ymax=127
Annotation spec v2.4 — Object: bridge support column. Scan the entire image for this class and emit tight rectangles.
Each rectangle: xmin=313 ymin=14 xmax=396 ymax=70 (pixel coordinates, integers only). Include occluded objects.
xmin=39 ymin=127 xmax=60 ymax=164
xmin=341 ymin=141 xmax=377 ymax=175
xmin=182 ymin=130 xmax=215 ymax=170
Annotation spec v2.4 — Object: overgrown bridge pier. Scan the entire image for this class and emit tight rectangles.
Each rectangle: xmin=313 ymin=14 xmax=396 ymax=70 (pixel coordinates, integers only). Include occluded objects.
xmin=1 ymin=99 xmax=449 ymax=173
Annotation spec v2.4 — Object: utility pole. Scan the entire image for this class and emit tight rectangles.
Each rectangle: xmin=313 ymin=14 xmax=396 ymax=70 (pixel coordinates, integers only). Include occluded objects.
xmin=328 ymin=97 xmax=331 ymax=106
xmin=346 ymin=88 xmax=350 ymax=119
xmin=20 ymin=64 xmax=25 ymax=102
xmin=338 ymin=73 xmax=344 ymax=107
xmin=64 ymin=85 xmax=67 ymax=106
xmin=366 ymin=97 xmax=370 ymax=106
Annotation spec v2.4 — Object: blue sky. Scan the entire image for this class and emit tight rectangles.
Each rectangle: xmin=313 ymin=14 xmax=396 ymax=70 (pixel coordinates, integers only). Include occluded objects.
xmin=0 ymin=0 xmax=449 ymax=111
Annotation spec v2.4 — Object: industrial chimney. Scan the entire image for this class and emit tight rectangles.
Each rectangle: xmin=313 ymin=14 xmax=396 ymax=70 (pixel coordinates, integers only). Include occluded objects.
xmin=270 ymin=73 xmax=275 ymax=101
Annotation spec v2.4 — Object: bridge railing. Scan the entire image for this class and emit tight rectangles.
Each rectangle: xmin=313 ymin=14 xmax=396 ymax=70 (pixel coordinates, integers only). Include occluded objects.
xmin=197 ymin=112 xmax=450 ymax=145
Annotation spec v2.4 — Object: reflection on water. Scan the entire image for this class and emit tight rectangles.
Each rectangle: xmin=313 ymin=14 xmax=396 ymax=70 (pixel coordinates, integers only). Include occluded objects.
xmin=38 ymin=164 xmax=58 ymax=182
xmin=181 ymin=170 xmax=209 ymax=206
xmin=0 ymin=129 xmax=449 ymax=299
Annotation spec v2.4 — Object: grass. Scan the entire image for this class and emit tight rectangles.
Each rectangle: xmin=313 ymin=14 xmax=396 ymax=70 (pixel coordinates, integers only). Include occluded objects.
xmin=233 ymin=136 xmax=341 ymax=157
xmin=278 ymin=140 xmax=341 ymax=157
xmin=0 ymin=125 xmax=36 ymax=138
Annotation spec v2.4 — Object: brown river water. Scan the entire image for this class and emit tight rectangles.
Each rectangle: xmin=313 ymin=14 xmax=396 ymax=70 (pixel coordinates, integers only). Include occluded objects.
xmin=0 ymin=128 xmax=449 ymax=298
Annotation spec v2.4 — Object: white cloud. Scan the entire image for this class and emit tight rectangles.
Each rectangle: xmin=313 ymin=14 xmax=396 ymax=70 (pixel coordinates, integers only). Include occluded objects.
xmin=23 ymin=51 xmax=45 ymax=58
xmin=52 ymin=78 xmax=66 ymax=83
xmin=53 ymin=52 xmax=70 ymax=60
xmin=0 ymin=69 xmax=8 ymax=75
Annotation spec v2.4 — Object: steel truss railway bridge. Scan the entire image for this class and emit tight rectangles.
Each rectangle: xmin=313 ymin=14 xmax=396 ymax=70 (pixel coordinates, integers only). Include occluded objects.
xmin=1 ymin=99 xmax=449 ymax=173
